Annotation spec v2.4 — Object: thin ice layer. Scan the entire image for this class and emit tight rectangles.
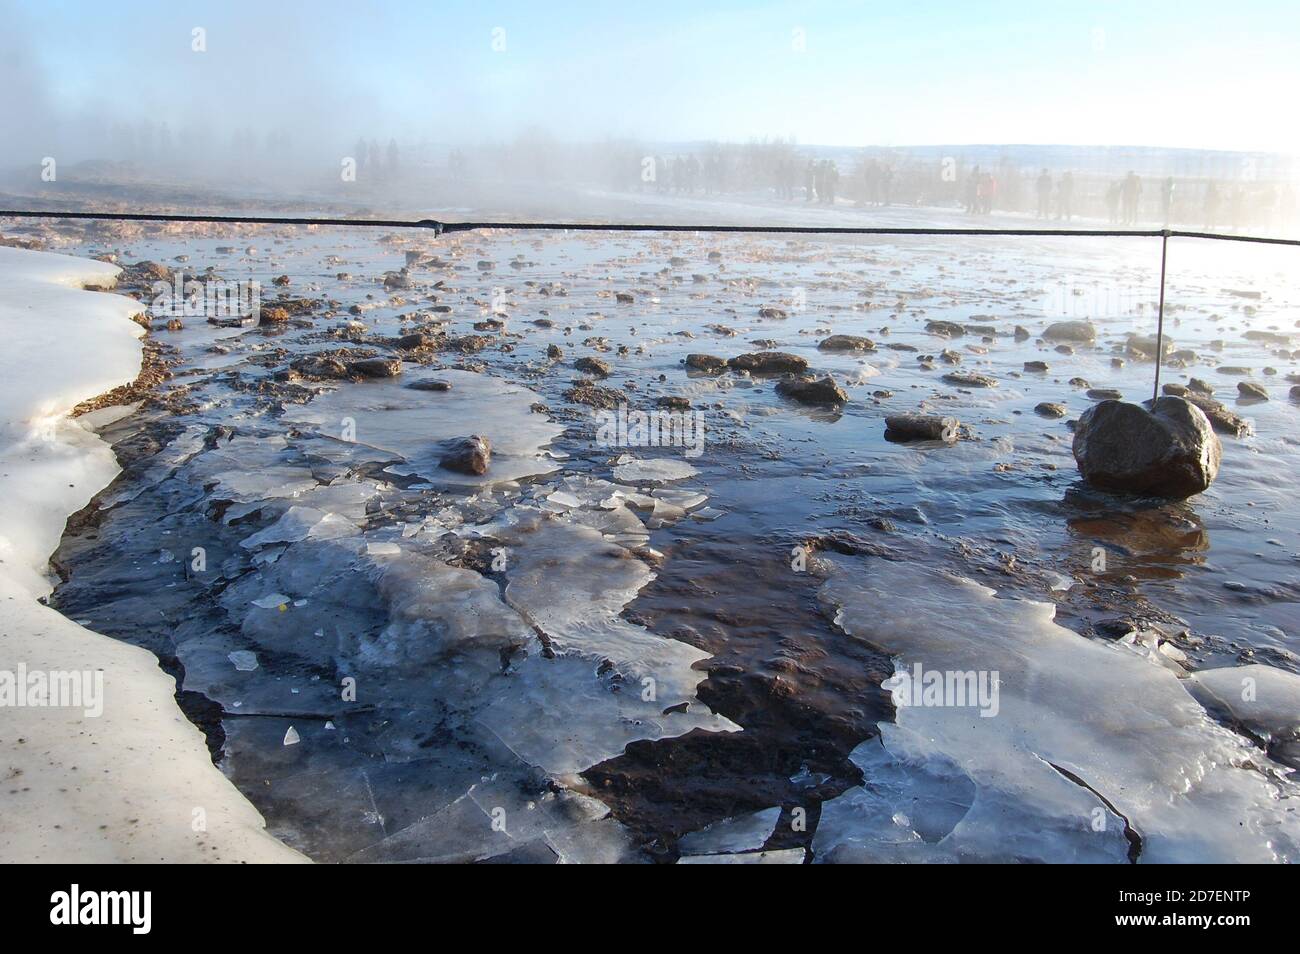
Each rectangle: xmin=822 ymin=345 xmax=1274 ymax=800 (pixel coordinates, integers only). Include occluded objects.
xmin=293 ymin=369 xmax=564 ymax=486
xmin=813 ymin=558 xmax=1299 ymax=863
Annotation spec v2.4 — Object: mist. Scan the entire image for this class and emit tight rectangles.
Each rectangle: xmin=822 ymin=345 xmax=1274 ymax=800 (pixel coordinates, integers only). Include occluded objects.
xmin=1 ymin=0 xmax=1297 ymax=231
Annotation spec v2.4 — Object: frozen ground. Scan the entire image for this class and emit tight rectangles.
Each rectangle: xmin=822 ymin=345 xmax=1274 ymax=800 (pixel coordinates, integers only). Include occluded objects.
xmin=8 ymin=209 xmax=1298 ymax=863
xmin=0 ymin=246 xmax=304 ymax=863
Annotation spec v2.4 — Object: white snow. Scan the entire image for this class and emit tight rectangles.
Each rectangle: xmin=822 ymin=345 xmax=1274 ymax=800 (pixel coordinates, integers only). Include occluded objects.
xmin=0 ymin=247 xmax=303 ymax=863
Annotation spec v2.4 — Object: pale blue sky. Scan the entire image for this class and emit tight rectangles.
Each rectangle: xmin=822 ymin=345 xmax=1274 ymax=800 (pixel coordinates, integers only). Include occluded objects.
xmin=6 ymin=0 xmax=1300 ymax=151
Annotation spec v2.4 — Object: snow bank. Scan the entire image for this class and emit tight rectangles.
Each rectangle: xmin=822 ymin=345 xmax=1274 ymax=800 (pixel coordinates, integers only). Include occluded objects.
xmin=0 ymin=246 xmax=304 ymax=863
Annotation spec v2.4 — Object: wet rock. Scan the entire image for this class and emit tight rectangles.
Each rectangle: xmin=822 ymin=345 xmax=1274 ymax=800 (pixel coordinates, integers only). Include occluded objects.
xmin=408 ymin=379 xmax=452 ymax=392
xmin=574 ymin=356 xmax=612 ymax=378
xmin=939 ymin=349 xmax=962 ymax=364
xmin=290 ymin=354 xmax=349 ymax=379
xmin=272 ymin=274 xmax=291 ymax=286
xmin=1024 ymin=360 xmax=1049 ymax=372
xmin=1035 ymin=402 xmax=1067 ymax=418
xmin=259 ymin=305 xmax=291 ymax=325
xmin=1126 ymin=334 xmax=1174 ymax=359
xmin=1292 ymin=385 xmax=1300 ymax=401
xmin=394 ymin=331 xmax=440 ymax=350
xmin=1184 ymin=394 xmax=1252 ymax=437
xmin=775 ymin=375 xmax=848 ymax=406
xmin=123 ymin=260 xmax=172 ymax=284
xmin=942 ymin=372 xmax=997 ymax=388
xmin=348 ymin=357 xmax=403 ymax=378
xmin=728 ymin=351 xmax=809 ymax=374
xmin=440 ymin=435 xmax=491 ymax=475
xmin=656 ymin=396 xmax=692 ymax=410
xmin=1014 ymin=326 xmax=1031 ymax=341
xmin=546 ymin=344 xmax=564 ymax=360
xmin=1238 ymin=381 xmax=1269 ymax=400
xmin=1072 ymin=397 xmax=1221 ymax=498
xmin=1188 ymin=378 xmax=1214 ymax=396
xmin=925 ymin=320 xmax=965 ymax=338
xmin=565 ymin=383 xmax=625 ymax=409
xmin=1162 ymin=383 xmax=1189 ymax=396
xmin=1087 ymin=388 xmax=1123 ymax=400
xmin=818 ymin=334 xmax=875 ymax=352
xmin=615 ymin=292 xmax=635 ymax=304
xmin=1068 ymin=377 xmax=1090 ymax=388
xmin=685 ymin=353 xmax=727 ymax=372
xmin=758 ymin=306 xmax=788 ymax=319
xmin=442 ymin=334 xmax=493 ymax=353
xmin=884 ymin=413 xmax=960 ymax=443
xmin=1043 ymin=320 xmax=1097 ymax=343
xmin=164 ymin=318 xmax=184 ymax=332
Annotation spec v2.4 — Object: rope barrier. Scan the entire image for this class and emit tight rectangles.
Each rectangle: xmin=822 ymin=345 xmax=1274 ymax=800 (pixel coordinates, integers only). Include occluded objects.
xmin=4 ymin=208 xmax=1298 ymax=405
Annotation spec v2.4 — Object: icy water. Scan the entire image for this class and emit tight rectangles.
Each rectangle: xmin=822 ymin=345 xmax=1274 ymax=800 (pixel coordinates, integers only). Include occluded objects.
xmin=42 ymin=222 xmax=1300 ymax=862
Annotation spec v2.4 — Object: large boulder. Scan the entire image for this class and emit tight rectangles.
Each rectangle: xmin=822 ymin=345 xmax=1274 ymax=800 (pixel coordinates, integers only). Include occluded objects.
xmin=1072 ymin=397 xmax=1221 ymax=498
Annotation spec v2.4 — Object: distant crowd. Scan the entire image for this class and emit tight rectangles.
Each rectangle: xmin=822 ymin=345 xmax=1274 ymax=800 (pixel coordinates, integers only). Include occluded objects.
xmin=622 ymin=149 xmax=1297 ymax=231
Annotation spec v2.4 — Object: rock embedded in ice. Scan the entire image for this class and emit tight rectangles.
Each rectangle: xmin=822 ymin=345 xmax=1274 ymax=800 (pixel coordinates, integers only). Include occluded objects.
xmin=440 ymin=435 xmax=492 ymax=476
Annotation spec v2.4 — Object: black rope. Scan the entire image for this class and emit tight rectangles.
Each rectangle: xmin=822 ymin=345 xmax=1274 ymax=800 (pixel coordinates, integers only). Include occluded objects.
xmin=3 ymin=208 xmax=1300 ymax=245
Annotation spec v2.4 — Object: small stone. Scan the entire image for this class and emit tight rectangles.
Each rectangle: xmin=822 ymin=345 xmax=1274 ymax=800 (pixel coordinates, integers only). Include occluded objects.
xmin=348 ymin=357 xmax=403 ymax=378
xmin=574 ymin=356 xmax=612 ymax=378
xmin=774 ymin=375 xmax=848 ymax=406
xmin=884 ymin=413 xmax=960 ymax=443
xmin=818 ymin=334 xmax=875 ymax=352
xmin=728 ymin=352 xmax=809 ymax=374
xmin=685 ymin=353 xmax=727 ymax=372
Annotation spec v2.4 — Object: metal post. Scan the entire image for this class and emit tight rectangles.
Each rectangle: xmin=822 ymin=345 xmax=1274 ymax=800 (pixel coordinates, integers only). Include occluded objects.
xmin=1152 ymin=230 xmax=1169 ymax=402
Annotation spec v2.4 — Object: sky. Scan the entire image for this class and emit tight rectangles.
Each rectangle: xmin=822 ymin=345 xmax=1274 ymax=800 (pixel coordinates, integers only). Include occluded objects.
xmin=4 ymin=0 xmax=1300 ymax=155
